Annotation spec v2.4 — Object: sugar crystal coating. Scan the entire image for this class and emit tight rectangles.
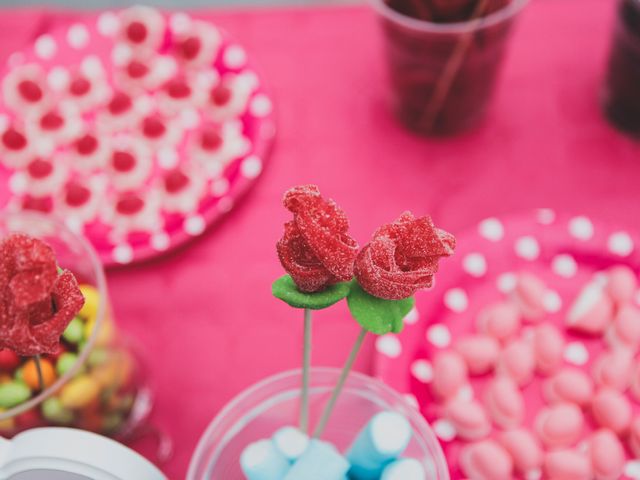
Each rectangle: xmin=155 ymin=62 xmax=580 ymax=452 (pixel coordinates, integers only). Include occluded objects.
xmin=0 ymin=234 xmax=84 ymax=355
xmin=276 ymin=185 xmax=358 ymax=292
xmin=354 ymin=212 xmax=455 ymax=300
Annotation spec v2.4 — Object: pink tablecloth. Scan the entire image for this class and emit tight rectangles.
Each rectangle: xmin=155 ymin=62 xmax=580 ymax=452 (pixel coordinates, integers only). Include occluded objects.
xmin=1 ymin=1 xmax=639 ymax=477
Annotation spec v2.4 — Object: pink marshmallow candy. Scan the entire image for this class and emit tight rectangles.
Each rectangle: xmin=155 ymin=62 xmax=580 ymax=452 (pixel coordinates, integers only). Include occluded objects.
xmin=592 ymin=388 xmax=632 ymax=434
xmin=454 ymin=335 xmax=500 ymax=376
xmin=498 ymin=429 xmax=542 ymax=475
xmin=566 ymin=280 xmax=614 ymax=335
xmin=629 ymin=417 xmax=640 ymax=458
xmin=630 ymin=363 xmax=640 ymax=403
xmin=496 ymin=339 xmax=535 ymax=386
xmin=592 ymin=349 xmax=633 ymax=391
xmin=444 ymin=398 xmax=492 ymax=441
xmin=483 ymin=377 xmax=524 ymax=429
xmin=431 ymin=351 xmax=468 ymax=401
xmin=544 ymin=450 xmax=592 ymax=480
xmin=606 ymin=265 xmax=638 ymax=305
xmin=543 ymin=367 xmax=594 ymax=406
xmin=535 ymin=402 xmax=584 ymax=448
xmin=533 ymin=323 xmax=565 ymax=375
xmin=589 ymin=429 xmax=625 ymax=480
xmin=606 ymin=305 xmax=640 ymax=351
xmin=513 ymin=272 xmax=547 ymax=321
xmin=459 ymin=440 xmax=513 ymax=480
xmin=476 ymin=302 xmax=521 ymax=343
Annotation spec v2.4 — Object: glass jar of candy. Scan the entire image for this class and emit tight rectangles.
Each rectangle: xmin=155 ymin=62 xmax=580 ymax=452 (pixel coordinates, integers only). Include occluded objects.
xmin=187 ymin=367 xmax=449 ymax=479
xmin=603 ymin=0 xmax=640 ymax=136
xmin=0 ymin=211 xmax=152 ymax=438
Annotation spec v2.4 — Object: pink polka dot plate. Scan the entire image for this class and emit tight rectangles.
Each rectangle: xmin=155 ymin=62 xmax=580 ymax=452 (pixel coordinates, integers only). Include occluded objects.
xmin=0 ymin=7 xmax=275 ymax=266
xmin=374 ymin=210 xmax=640 ymax=479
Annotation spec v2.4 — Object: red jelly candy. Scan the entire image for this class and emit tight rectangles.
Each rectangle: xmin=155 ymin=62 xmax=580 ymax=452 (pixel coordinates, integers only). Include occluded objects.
xmin=354 ymin=212 xmax=456 ymax=300
xmin=276 ymin=185 xmax=358 ymax=292
xmin=0 ymin=349 xmax=20 ymax=371
xmin=0 ymin=234 xmax=84 ymax=356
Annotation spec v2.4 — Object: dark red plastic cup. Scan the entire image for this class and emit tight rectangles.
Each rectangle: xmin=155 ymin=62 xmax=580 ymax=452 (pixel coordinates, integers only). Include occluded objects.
xmin=603 ymin=0 xmax=640 ymax=136
xmin=370 ymin=0 xmax=528 ymax=136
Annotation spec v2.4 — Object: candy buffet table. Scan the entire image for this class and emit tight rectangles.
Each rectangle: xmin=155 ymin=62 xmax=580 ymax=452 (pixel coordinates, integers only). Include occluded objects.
xmin=0 ymin=0 xmax=638 ymax=477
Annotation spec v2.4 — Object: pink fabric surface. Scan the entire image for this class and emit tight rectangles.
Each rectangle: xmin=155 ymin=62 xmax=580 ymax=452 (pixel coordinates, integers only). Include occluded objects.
xmin=0 ymin=1 xmax=639 ymax=478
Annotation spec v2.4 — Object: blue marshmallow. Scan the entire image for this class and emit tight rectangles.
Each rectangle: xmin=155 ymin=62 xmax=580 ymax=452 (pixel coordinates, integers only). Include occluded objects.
xmin=272 ymin=427 xmax=309 ymax=463
xmin=381 ymin=458 xmax=426 ymax=480
xmin=346 ymin=411 xmax=412 ymax=480
xmin=240 ymin=439 xmax=290 ymax=480
xmin=283 ymin=439 xmax=349 ymax=480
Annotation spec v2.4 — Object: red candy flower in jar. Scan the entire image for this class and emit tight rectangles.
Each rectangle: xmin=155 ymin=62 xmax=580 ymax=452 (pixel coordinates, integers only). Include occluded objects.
xmin=0 ymin=234 xmax=84 ymax=355
xmin=354 ymin=212 xmax=456 ymax=300
xmin=0 ymin=122 xmax=33 ymax=169
xmin=117 ymin=5 xmax=166 ymax=52
xmin=276 ymin=185 xmax=359 ymax=293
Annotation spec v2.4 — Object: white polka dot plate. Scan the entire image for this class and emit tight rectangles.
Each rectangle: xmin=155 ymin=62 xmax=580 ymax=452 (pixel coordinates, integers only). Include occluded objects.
xmin=0 ymin=7 xmax=275 ymax=265
xmin=373 ymin=210 xmax=640 ymax=479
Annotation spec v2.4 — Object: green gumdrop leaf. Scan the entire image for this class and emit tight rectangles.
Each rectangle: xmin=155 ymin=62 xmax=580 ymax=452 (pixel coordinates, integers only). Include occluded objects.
xmin=346 ymin=281 xmax=415 ymax=335
xmin=272 ymin=275 xmax=351 ymax=310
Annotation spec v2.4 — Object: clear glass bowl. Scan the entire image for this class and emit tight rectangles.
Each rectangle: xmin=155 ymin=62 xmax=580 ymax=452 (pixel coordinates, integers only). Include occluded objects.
xmin=0 ymin=211 xmax=152 ymax=438
xmin=187 ymin=367 xmax=449 ymax=479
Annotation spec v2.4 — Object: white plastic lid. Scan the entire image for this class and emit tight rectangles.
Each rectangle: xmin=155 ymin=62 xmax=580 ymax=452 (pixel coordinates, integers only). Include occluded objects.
xmin=0 ymin=428 xmax=167 ymax=480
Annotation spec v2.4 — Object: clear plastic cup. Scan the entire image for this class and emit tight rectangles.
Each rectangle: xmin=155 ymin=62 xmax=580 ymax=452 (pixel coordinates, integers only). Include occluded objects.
xmin=603 ymin=0 xmax=640 ymax=136
xmin=370 ymin=0 xmax=528 ymax=135
xmin=187 ymin=367 xmax=449 ymax=479
xmin=0 ymin=211 xmax=152 ymax=439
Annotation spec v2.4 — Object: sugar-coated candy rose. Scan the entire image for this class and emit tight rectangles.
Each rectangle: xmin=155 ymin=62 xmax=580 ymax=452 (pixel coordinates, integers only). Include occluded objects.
xmin=0 ymin=234 xmax=84 ymax=355
xmin=276 ymin=185 xmax=358 ymax=292
xmin=354 ymin=212 xmax=455 ymax=300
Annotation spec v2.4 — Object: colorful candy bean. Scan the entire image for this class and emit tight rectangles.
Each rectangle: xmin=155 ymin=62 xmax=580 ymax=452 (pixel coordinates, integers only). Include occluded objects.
xmin=476 ymin=302 xmax=520 ymax=343
xmin=62 ymin=316 xmax=85 ymax=344
xmin=566 ymin=280 xmax=614 ymax=335
xmin=0 ymin=408 xmax=15 ymax=431
xmin=0 ymin=381 xmax=31 ymax=408
xmin=483 ymin=376 xmax=524 ymax=429
xmin=22 ymin=357 xmax=56 ymax=390
xmin=543 ymin=449 xmax=592 ymax=480
xmin=444 ymin=399 xmax=491 ymax=441
xmin=0 ymin=350 xmax=20 ymax=371
xmin=59 ymin=375 xmax=100 ymax=409
xmin=431 ymin=351 xmax=468 ymax=400
xmin=535 ymin=402 xmax=584 ymax=448
xmin=497 ymin=429 xmax=542 ymax=475
xmin=542 ymin=368 xmax=594 ymax=406
xmin=591 ymin=388 xmax=632 ymax=434
xmin=496 ymin=339 xmax=535 ymax=386
xmin=459 ymin=440 xmax=513 ymax=480
xmin=79 ymin=284 xmax=100 ymax=321
xmin=41 ymin=397 xmax=74 ymax=424
xmin=56 ymin=352 xmax=80 ymax=376
xmin=532 ymin=323 xmax=565 ymax=375
xmin=589 ymin=429 xmax=625 ymax=480
xmin=454 ymin=335 xmax=500 ymax=376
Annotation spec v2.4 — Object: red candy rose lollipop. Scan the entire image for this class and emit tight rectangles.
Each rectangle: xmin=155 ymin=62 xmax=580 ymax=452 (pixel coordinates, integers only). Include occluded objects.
xmin=354 ymin=212 xmax=456 ymax=300
xmin=276 ymin=185 xmax=358 ymax=293
xmin=0 ymin=234 xmax=84 ymax=355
